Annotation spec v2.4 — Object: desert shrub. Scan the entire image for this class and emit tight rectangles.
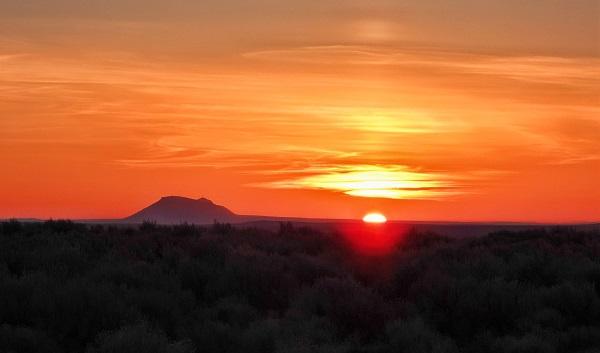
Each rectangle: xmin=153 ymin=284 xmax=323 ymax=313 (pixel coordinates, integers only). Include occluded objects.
xmin=188 ymin=320 xmax=243 ymax=353
xmin=207 ymin=250 xmax=297 ymax=311
xmin=385 ymin=317 xmax=458 ymax=353
xmin=86 ymin=322 xmax=193 ymax=353
xmin=242 ymin=319 xmax=279 ymax=353
xmin=211 ymin=222 xmax=233 ymax=235
xmin=172 ymin=223 xmax=205 ymax=237
xmin=491 ymin=334 xmax=556 ymax=353
xmin=1 ymin=220 xmax=22 ymax=235
xmin=205 ymin=297 xmax=259 ymax=327
xmin=0 ymin=324 xmax=60 ymax=353
xmin=291 ymin=277 xmax=388 ymax=339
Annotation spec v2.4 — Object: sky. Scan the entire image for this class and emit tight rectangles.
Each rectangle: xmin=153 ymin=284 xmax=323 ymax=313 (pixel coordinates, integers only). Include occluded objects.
xmin=1 ymin=0 xmax=599 ymax=222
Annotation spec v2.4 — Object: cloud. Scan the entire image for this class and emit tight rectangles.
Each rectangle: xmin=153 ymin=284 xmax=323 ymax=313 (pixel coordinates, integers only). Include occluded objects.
xmin=255 ymin=164 xmax=472 ymax=200
xmin=244 ymin=45 xmax=600 ymax=86
xmin=516 ymin=116 xmax=600 ymax=165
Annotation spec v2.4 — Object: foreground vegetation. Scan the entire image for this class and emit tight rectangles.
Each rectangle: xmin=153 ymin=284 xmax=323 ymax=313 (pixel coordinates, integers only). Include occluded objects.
xmin=1 ymin=220 xmax=599 ymax=353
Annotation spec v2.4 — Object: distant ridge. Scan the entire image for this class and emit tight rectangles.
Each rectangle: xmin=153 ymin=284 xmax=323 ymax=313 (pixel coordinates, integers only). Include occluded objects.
xmin=124 ymin=196 xmax=238 ymax=224
xmin=121 ymin=196 xmax=346 ymax=225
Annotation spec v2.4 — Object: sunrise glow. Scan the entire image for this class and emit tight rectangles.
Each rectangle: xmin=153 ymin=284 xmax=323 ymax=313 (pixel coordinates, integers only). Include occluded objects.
xmin=0 ymin=1 xmax=598 ymax=222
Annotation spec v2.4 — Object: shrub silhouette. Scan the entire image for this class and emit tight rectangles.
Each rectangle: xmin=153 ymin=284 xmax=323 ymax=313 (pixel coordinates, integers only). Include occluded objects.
xmin=86 ymin=322 xmax=193 ymax=353
xmin=385 ymin=317 xmax=458 ymax=353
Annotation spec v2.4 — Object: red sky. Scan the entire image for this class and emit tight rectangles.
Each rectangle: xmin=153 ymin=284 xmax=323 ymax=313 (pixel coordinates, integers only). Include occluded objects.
xmin=1 ymin=0 xmax=599 ymax=222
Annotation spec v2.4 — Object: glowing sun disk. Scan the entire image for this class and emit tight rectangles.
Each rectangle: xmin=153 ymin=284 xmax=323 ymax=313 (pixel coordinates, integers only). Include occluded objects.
xmin=363 ymin=213 xmax=387 ymax=223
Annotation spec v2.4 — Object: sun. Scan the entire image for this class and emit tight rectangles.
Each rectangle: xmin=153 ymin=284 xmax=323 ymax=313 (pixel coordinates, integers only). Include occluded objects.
xmin=362 ymin=212 xmax=387 ymax=224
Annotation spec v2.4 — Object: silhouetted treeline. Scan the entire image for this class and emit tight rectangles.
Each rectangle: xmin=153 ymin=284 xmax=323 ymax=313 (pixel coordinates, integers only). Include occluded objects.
xmin=1 ymin=220 xmax=599 ymax=352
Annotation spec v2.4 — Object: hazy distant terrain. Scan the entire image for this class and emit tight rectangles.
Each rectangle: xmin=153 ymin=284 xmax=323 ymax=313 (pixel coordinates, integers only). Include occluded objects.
xmin=122 ymin=196 xmax=347 ymax=225
xmin=110 ymin=196 xmax=600 ymax=238
xmin=1 ymin=220 xmax=600 ymax=353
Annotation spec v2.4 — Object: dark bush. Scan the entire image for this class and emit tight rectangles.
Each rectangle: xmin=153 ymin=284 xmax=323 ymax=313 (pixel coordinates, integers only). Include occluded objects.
xmin=86 ymin=322 xmax=193 ymax=353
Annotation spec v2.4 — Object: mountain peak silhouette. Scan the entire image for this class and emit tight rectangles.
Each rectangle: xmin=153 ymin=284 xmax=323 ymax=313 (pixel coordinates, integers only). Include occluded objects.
xmin=125 ymin=196 xmax=237 ymax=224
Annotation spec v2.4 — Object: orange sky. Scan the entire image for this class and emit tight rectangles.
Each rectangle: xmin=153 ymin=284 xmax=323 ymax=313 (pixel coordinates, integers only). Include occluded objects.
xmin=1 ymin=0 xmax=599 ymax=222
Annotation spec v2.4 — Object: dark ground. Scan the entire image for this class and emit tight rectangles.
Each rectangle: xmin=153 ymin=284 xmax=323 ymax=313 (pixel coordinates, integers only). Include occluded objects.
xmin=1 ymin=220 xmax=599 ymax=353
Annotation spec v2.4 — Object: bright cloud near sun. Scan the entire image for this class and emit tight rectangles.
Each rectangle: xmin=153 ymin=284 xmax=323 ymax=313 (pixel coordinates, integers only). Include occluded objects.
xmin=262 ymin=165 xmax=458 ymax=200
